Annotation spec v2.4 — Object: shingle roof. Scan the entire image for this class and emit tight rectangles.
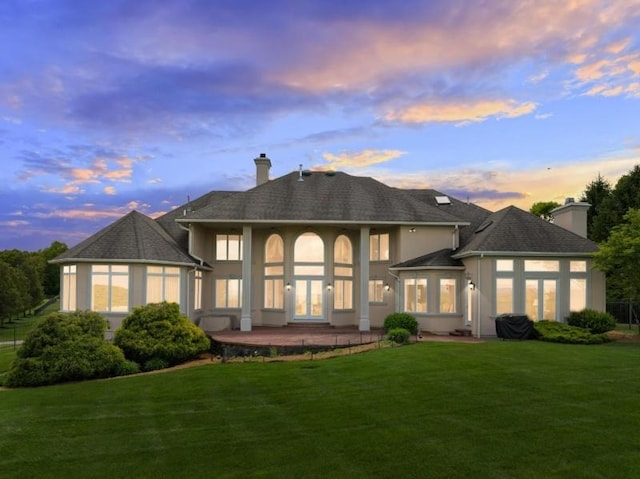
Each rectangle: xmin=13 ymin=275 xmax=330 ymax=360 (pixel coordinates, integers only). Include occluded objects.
xmin=181 ymin=171 xmax=469 ymax=225
xmin=454 ymin=206 xmax=598 ymax=257
xmin=155 ymin=191 xmax=237 ymax=249
xmin=391 ymin=248 xmax=464 ymax=269
xmin=51 ymin=210 xmax=198 ymax=265
xmin=403 ymin=189 xmax=491 ymax=245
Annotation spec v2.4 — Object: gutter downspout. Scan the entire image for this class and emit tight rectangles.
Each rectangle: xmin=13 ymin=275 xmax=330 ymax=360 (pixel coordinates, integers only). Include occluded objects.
xmin=179 ymin=223 xmax=205 ymax=266
xmin=476 ymin=254 xmax=483 ymax=338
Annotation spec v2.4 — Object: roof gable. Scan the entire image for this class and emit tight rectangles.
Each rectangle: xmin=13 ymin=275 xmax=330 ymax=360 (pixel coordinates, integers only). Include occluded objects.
xmin=454 ymin=206 xmax=598 ymax=256
xmin=52 ymin=211 xmax=197 ymax=264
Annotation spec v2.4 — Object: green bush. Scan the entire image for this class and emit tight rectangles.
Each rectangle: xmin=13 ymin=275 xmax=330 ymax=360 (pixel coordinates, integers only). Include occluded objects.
xmin=115 ymin=360 xmax=141 ymax=377
xmin=383 ymin=313 xmax=418 ymax=335
xmin=387 ymin=328 xmax=411 ymax=344
xmin=533 ymin=320 xmax=610 ymax=345
xmin=567 ymin=309 xmax=616 ymax=334
xmin=143 ymin=357 xmax=170 ymax=372
xmin=114 ymin=302 xmax=210 ymax=366
xmin=4 ymin=311 xmax=129 ymax=387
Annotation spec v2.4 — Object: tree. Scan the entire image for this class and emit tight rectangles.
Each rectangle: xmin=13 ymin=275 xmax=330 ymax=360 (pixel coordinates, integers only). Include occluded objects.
xmin=593 ymin=208 xmax=640 ymax=302
xmin=580 ymin=173 xmax=613 ymax=242
xmin=530 ymin=201 xmax=560 ymax=222
xmin=589 ymin=166 xmax=640 ymax=243
xmin=40 ymin=241 xmax=68 ymax=296
xmin=0 ymin=262 xmax=21 ymax=327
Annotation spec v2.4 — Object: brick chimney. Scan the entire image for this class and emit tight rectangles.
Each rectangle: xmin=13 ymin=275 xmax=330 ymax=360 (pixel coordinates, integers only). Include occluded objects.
xmin=254 ymin=153 xmax=271 ymax=186
xmin=551 ymin=198 xmax=590 ymax=238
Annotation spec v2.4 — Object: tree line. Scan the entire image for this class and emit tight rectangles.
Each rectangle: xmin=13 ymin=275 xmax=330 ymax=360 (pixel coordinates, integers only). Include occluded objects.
xmin=531 ymin=164 xmax=640 ymax=302
xmin=0 ymin=241 xmax=68 ymax=327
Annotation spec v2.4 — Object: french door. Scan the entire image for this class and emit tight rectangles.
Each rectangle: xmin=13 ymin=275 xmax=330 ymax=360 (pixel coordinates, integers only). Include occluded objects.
xmin=294 ymin=279 xmax=324 ymax=320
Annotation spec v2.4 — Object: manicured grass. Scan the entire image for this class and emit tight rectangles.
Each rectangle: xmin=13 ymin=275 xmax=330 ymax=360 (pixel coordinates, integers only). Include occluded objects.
xmin=2 ymin=341 xmax=640 ymax=478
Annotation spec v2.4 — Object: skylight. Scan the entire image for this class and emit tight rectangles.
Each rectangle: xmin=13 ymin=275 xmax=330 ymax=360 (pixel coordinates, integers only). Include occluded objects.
xmin=435 ymin=195 xmax=451 ymax=205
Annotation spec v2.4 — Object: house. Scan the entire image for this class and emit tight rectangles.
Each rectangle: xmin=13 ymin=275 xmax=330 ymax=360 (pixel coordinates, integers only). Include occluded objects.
xmin=51 ymin=154 xmax=606 ymax=337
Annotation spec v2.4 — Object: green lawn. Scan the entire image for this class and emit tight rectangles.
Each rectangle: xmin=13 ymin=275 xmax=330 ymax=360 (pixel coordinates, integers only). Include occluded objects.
xmin=1 ymin=340 xmax=640 ymax=478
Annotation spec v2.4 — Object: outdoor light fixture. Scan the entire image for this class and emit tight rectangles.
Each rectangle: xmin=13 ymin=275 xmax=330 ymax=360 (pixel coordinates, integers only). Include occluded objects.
xmin=384 ymin=283 xmax=390 ymax=291
xmin=409 ymin=227 xmax=416 ymax=233
xmin=327 ymin=283 xmax=332 ymax=291
xmin=468 ymin=281 xmax=476 ymax=290
xmin=286 ymin=282 xmax=291 ymax=291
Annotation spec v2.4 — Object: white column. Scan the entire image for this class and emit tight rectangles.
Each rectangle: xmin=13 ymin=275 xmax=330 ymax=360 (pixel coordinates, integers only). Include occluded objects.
xmin=359 ymin=226 xmax=370 ymax=331
xmin=240 ymin=225 xmax=253 ymax=332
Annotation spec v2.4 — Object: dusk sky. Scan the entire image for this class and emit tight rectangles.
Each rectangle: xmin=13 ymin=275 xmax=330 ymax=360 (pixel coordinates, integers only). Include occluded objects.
xmin=1 ymin=0 xmax=640 ymax=251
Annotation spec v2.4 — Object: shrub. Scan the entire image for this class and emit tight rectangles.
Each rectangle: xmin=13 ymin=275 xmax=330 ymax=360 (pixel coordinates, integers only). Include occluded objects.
xmin=115 ymin=360 xmax=141 ymax=377
xmin=143 ymin=357 xmax=170 ymax=372
xmin=114 ymin=302 xmax=210 ymax=366
xmin=4 ymin=311 xmax=129 ymax=387
xmin=387 ymin=328 xmax=411 ymax=344
xmin=533 ymin=320 xmax=610 ymax=345
xmin=567 ymin=309 xmax=616 ymax=334
xmin=383 ymin=313 xmax=418 ymax=335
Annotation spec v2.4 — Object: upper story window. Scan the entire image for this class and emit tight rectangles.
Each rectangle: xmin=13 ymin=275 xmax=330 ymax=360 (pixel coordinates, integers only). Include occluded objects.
xmin=216 ymin=234 xmax=243 ymax=261
xmin=91 ymin=264 xmax=129 ymax=313
xmin=265 ymin=234 xmax=284 ymax=263
xmin=294 ymin=232 xmax=324 ymax=276
xmin=264 ymin=234 xmax=284 ymax=309
xmin=62 ymin=265 xmax=77 ymax=311
xmin=334 ymin=235 xmax=353 ymax=310
xmin=146 ymin=266 xmax=180 ymax=304
xmin=370 ymin=233 xmax=389 ymax=261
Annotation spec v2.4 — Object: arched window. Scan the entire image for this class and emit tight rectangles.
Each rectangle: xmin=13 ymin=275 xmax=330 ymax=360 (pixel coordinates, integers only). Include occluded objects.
xmin=265 ymin=234 xmax=284 ymax=263
xmin=264 ymin=234 xmax=284 ymax=309
xmin=294 ymin=232 xmax=324 ymax=264
xmin=334 ymin=235 xmax=353 ymax=310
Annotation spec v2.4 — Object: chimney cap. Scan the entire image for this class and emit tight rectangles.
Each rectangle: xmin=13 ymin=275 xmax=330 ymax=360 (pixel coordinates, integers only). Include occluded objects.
xmin=565 ymin=197 xmax=575 ymax=204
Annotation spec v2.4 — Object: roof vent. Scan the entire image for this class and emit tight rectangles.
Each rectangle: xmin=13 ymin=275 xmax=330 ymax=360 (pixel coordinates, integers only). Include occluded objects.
xmin=475 ymin=220 xmax=493 ymax=233
xmin=298 ymin=164 xmax=304 ymax=182
xmin=435 ymin=195 xmax=451 ymax=205
xmin=565 ymin=197 xmax=575 ymax=204
xmin=325 ymin=171 xmax=336 ymax=176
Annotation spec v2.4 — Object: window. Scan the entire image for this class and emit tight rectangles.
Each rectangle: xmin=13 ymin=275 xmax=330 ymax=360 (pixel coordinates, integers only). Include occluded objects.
xmin=526 ymin=279 xmax=557 ymax=321
xmin=265 ymin=234 xmax=283 ymax=263
xmin=370 ymin=233 xmax=389 ymax=261
xmin=524 ymin=260 xmax=559 ymax=272
xmin=570 ymin=261 xmax=587 ymax=272
xmin=264 ymin=234 xmax=284 ymax=309
xmin=62 ymin=265 xmax=76 ymax=311
xmin=439 ymin=278 xmax=457 ymax=313
xmin=404 ymin=278 xmax=427 ymax=313
xmin=146 ymin=266 xmax=180 ymax=304
xmin=369 ymin=279 xmax=385 ymax=303
xmin=570 ymin=278 xmax=587 ymax=311
xmin=216 ymin=234 xmax=243 ymax=261
xmin=194 ymin=270 xmax=202 ymax=310
xmin=91 ymin=265 xmax=129 ymax=312
xmin=215 ymin=279 xmax=242 ymax=308
xmin=264 ymin=278 xmax=284 ymax=309
xmin=334 ymin=235 xmax=353 ymax=310
xmin=495 ymin=278 xmax=514 ymax=315
xmin=294 ymin=232 xmax=324 ymax=276
xmin=496 ymin=259 xmax=514 ymax=272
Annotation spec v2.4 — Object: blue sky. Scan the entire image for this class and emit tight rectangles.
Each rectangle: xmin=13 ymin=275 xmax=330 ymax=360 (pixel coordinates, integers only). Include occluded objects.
xmin=1 ymin=0 xmax=639 ymax=251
